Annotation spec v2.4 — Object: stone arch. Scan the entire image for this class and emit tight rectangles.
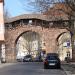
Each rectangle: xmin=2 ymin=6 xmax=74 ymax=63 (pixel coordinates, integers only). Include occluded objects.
xmin=5 ymin=25 xmax=70 ymax=62
xmin=14 ymin=30 xmax=42 ymax=59
xmin=56 ymin=32 xmax=67 ymax=42
xmin=56 ymin=31 xmax=72 ymax=61
xmin=15 ymin=30 xmax=41 ymax=44
xmin=13 ymin=27 xmax=43 ymax=58
xmin=5 ymin=26 xmax=44 ymax=62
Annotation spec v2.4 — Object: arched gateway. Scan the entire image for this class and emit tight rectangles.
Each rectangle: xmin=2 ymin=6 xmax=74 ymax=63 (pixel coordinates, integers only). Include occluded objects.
xmin=5 ymin=14 xmax=71 ymax=62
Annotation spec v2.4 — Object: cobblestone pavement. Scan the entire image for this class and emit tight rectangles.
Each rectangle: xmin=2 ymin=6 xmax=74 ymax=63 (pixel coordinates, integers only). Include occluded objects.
xmin=62 ymin=63 xmax=75 ymax=75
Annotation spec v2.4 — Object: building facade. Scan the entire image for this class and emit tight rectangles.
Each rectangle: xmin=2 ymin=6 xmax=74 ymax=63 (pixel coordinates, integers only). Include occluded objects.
xmin=0 ymin=0 xmax=5 ymax=63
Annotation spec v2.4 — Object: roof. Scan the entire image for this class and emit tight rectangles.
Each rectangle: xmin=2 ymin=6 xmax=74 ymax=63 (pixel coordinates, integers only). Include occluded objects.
xmin=5 ymin=13 xmax=69 ymax=24
xmin=5 ymin=14 xmax=50 ymax=23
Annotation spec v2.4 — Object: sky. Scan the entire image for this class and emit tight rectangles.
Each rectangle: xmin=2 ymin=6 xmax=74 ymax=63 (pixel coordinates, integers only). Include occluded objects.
xmin=4 ymin=0 xmax=34 ymax=17
xmin=4 ymin=0 xmax=64 ymax=17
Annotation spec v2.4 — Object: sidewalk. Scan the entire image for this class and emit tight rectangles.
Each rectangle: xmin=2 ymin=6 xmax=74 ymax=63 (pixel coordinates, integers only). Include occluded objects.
xmin=62 ymin=62 xmax=75 ymax=75
xmin=0 ymin=63 xmax=16 ymax=68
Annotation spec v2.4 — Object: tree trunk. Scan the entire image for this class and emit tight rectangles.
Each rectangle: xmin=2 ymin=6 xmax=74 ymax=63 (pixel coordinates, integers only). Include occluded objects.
xmin=72 ymin=21 xmax=75 ymax=61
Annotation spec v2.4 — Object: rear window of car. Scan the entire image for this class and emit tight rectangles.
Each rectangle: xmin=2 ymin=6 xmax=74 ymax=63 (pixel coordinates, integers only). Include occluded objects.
xmin=47 ymin=56 xmax=57 ymax=60
xmin=47 ymin=53 xmax=58 ymax=56
xmin=25 ymin=55 xmax=32 ymax=58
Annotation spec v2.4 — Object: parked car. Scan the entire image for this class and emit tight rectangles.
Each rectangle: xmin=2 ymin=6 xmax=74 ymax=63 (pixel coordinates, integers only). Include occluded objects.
xmin=44 ymin=53 xmax=61 ymax=69
xmin=16 ymin=56 xmax=24 ymax=62
xmin=23 ymin=55 xmax=33 ymax=62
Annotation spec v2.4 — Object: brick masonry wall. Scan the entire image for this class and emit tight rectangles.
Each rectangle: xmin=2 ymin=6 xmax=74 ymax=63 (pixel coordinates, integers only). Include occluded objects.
xmin=5 ymin=25 xmax=68 ymax=62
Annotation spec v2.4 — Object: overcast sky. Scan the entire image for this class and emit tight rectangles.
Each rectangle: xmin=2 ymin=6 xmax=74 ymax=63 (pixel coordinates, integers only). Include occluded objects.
xmin=4 ymin=0 xmax=34 ymax=17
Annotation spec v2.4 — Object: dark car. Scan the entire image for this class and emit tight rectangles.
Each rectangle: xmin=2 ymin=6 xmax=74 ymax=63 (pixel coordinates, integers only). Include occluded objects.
xmin=23 ymin=55 xmax=33 ymax=62
xmin=44 ymin=53 xmax=61 ymax=69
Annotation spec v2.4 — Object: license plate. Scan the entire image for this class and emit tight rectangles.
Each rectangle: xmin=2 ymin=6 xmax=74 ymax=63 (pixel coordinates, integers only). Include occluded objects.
xmin=49 ymin=63 xmax=55 ymax=66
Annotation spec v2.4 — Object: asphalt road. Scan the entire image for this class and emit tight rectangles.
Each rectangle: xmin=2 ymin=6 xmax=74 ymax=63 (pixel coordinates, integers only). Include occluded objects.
xmin=0 ymin=62 xmax=67 ymax=75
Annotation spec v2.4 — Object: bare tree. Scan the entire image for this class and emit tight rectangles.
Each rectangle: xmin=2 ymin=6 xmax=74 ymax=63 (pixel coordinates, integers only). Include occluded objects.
xmin=22 ymin=40 xmax=31 ymax=55
xmin=21 ymin=0 xmax=75 ymax=17
xmin=65 ymin=0 xmax=75 ymax=12
xmin=32 ymin=0 xmax=64 ymax=12
xmin=22 ymin=32 xmax=41 ymax=55
xmin=4 ymin=9 xmax=11 ymax=22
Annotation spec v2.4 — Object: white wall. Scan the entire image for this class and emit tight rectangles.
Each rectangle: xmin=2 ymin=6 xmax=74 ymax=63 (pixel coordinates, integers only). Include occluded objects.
xmin=0 ymin=2 xmax=5 ymax=41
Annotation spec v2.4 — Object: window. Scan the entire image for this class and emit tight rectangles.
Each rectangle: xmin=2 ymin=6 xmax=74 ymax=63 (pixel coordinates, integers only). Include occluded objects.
xmin=28 ymin=20 xmax=32 ymax=24
xmin=67 ymin=52 xmax=70 ymax=57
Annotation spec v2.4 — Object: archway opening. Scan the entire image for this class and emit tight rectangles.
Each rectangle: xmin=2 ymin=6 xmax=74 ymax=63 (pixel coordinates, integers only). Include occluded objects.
xmin=15 ymin=31 xmax=42 ymax=61
xmin=56 ymin=32 xmax=72 ymax=61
